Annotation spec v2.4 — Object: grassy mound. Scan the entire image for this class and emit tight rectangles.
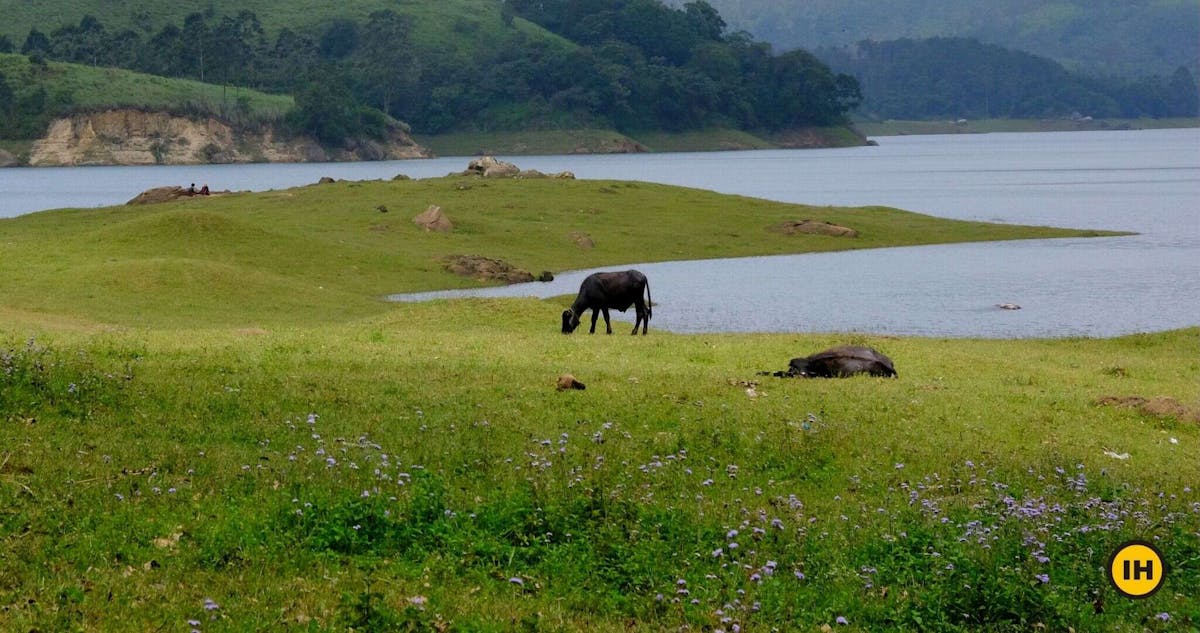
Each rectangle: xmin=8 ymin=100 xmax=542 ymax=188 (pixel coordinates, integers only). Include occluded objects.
xmin=0 ymin=175 xmax=1116 ymax=328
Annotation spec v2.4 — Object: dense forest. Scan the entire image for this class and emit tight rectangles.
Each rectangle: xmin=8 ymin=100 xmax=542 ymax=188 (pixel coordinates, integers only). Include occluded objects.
xmin=673 ymin=0 xmax=1200 ymax=79
xmin=818 ymin=38 xmax=1199 ymax=121
xmin=0 ymin=1 xmax=862 ymax=144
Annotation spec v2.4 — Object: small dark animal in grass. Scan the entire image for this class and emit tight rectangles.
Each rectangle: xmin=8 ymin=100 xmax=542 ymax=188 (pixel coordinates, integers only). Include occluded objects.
xmin=562 ymin=270 xmax=652 ymax=335
xmin=556 ymin=374 xmax=586 ymax=391
xmin=763 ymin=345 xmax=898 ymax=378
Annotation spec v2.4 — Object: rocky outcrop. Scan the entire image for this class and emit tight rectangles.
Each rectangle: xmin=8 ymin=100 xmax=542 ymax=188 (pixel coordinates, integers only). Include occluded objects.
xmin=413 ymin=205 xmax=454 ymax=232
xmin=0 ymin=149 xmax=17 ymax=167
xmin=442 ymin=255 xmax=534 ymax=284
xmin=464 ymin=156 xmax=521 ymax=178
xmin=27 ymin=108 xmax=431 ymax=167
xmin=126 ymin=185 xmax=231 ymax=205
xmin=461 ymin=156 xmax=575 ymax=179
xmin=126 ymin=186 xmax=193 ymax=205
xmin=772 ymin=219 xmax=859 ymax=237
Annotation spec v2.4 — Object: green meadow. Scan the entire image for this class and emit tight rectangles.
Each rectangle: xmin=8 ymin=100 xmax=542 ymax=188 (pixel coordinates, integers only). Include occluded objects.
xmin=1 ymin=175 xmax=1196 ymax=631
xmin=0 ymin=53 xmax=294 ymax=125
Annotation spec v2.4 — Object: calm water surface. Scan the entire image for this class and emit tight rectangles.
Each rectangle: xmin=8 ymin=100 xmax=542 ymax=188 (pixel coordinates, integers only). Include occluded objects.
xmin=3 ymin=129 xmax=1197 ymax=337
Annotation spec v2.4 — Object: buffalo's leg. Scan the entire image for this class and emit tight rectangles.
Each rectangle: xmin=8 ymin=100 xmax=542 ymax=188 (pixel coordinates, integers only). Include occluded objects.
xmin=602 ymin=308 xmax=612 ymax=334
xmin=589 ymin=309 xmax=600 ymax=334
xmin=634 ymin=300 xmax=648 ymax=335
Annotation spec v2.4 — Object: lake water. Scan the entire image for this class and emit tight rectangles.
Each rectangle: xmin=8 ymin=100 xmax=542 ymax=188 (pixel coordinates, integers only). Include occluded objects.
xmin=3 ymin=128 xmax=1197 ymax=337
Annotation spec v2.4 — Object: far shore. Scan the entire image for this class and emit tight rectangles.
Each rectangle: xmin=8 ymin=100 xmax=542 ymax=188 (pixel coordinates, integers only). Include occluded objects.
xmin=3 ymin=118 xmax=1196 ymax=167
xmin=855 ymin=116 xmax=1199 ymax=137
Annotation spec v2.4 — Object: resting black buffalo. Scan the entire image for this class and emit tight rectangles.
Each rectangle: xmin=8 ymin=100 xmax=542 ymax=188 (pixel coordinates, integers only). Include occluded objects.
xmin=562 ymin=270 xmax=652 ymax=335
xmin=766 ymin=345 xmax=897 ymax=378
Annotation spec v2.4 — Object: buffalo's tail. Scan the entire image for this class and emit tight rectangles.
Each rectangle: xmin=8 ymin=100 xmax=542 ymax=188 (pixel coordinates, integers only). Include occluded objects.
xmin=645 ymin=279 xmax=652 ymax=321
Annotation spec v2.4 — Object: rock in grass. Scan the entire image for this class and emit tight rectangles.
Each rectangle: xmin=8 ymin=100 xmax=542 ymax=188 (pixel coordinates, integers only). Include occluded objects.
xmin=557 ymin=374 xmax=586 ymax=391
xmin=413 ymin=205 xmax=453 ymax=232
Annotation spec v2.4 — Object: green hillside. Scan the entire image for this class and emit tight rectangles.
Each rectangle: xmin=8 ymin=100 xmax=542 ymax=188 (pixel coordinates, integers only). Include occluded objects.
xmin=0 ymin=52 xmax=291 ymax=117
xmin=673 ymin=0 xmax=1200 ymax=78
xmin=0 ymin=0 xmax=553 ymax=48
xmin=0 ymin=0 xmax=863 ymax=145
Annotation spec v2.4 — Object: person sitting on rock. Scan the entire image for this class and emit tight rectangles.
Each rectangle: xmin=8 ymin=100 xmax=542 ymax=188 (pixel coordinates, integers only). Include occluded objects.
xmin=199 ymin=184 xmax=210 ymax=195
xmin=187 ymin=183 xmax=196 ymax=195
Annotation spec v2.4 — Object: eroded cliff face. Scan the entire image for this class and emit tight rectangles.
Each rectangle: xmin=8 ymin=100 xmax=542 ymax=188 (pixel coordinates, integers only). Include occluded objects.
xmin=28 ymin=109 xmax=430 ymax=166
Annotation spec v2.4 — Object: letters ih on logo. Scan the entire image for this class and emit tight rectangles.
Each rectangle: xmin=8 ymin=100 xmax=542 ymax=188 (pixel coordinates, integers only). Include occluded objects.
xmin=1107 ymin=540 xmax=1167 ymax=599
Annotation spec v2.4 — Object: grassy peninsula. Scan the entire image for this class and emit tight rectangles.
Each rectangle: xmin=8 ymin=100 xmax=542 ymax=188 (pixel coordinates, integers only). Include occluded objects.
xmin=1 ymin=177 xmax=1196 ymax=631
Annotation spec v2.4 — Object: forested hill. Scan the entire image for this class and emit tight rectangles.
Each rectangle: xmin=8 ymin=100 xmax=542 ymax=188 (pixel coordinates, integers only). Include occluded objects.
xmin=0 ymin=0 xmax=861 ymax=145
xmin=818 ymin=38 xmax=1199 ymax=121
xmin=669 ymin=0 xmax=1200 ymax=78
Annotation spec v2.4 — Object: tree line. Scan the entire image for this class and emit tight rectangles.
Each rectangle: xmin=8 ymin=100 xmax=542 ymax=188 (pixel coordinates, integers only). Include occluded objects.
xmin=0 ymin=2 xmax=862 ymax=143
xmin=817 ymin=38 xmax=1199 ymax=121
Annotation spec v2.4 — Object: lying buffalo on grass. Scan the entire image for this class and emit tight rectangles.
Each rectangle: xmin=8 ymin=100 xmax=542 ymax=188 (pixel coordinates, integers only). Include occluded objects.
xmin=562 ymin=270 xmax=652 ymax=335
xmin=763 ymin=345 xmax=897 ymax=378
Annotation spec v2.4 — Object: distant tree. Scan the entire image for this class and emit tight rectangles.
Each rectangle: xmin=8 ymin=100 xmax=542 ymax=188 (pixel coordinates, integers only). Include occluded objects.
xmin=0 ymin=70 xmax=13 ymax=119
xmin=319 ymin=19 xmax=359 ymax=59
xmin=182 ymin=12 xmax=211 ymax=82
xmin=106 ymin=29 xmax=146 ymax=70
xmin=684 ymin=1 xmax=726 ymax=41
xmin=0 ymin=35 xmax=13 ymax=54
xmin=146 ymin=24 xmax=187 ymax=77
xmin=357 ymin=10 xmax=417 ymax=116
xmin=287 ymin=68 xmax=387 ymax=144
xmin=264 ymin=28 xmax=319 ymax=91
xmin=21 ymin=29 xmax=50 ymax=56
xmin=209 ymin=11 xmax=266 ymax=88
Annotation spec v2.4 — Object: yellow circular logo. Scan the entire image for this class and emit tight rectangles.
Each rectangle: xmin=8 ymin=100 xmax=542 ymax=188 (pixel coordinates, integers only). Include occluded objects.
xmin=1107 ymin=540 xmax=1166 ymax=599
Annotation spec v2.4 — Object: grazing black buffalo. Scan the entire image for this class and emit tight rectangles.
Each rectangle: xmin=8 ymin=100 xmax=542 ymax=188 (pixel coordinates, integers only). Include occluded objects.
xmin=766 ymin=345 xmax=897 ymax=378
xmin=562 ymin=270 xmax=652 ymax=335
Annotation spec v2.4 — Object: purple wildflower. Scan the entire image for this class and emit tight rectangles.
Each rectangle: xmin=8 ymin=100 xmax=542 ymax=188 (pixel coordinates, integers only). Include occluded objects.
xmin=203 ymin=598 xmax=220 ymax=611
xmin=1035 ymin=573 xmax=1049 ymax=584
xmin=836 ymin=616 xmax=848 ymax=625
xmin=1156 ymin=612 xmax=1170 ymax=622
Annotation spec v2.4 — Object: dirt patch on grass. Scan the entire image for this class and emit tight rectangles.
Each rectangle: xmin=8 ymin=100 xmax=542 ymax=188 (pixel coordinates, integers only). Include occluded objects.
xmin=1095 ymin=395 xmax=1200 ymax=422
xmin=442 ymin=255 xmax=534 ymax=284
xmin=771 ymin=220 xmax=859 ymax=237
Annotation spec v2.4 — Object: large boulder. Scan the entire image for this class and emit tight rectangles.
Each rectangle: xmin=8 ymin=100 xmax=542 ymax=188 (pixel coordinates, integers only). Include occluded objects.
xmin=413 ymin=205 xmax=454 ymax=232
xmin=465 ymin=156 xmax=520 ymax=178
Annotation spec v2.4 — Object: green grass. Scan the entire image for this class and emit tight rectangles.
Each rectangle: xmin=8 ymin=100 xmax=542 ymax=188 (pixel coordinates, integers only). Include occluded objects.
xmin=2 ymin=178 xmax=1193 ymax=631
xmin=0 ymin=53 xmax=294 ymax=127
